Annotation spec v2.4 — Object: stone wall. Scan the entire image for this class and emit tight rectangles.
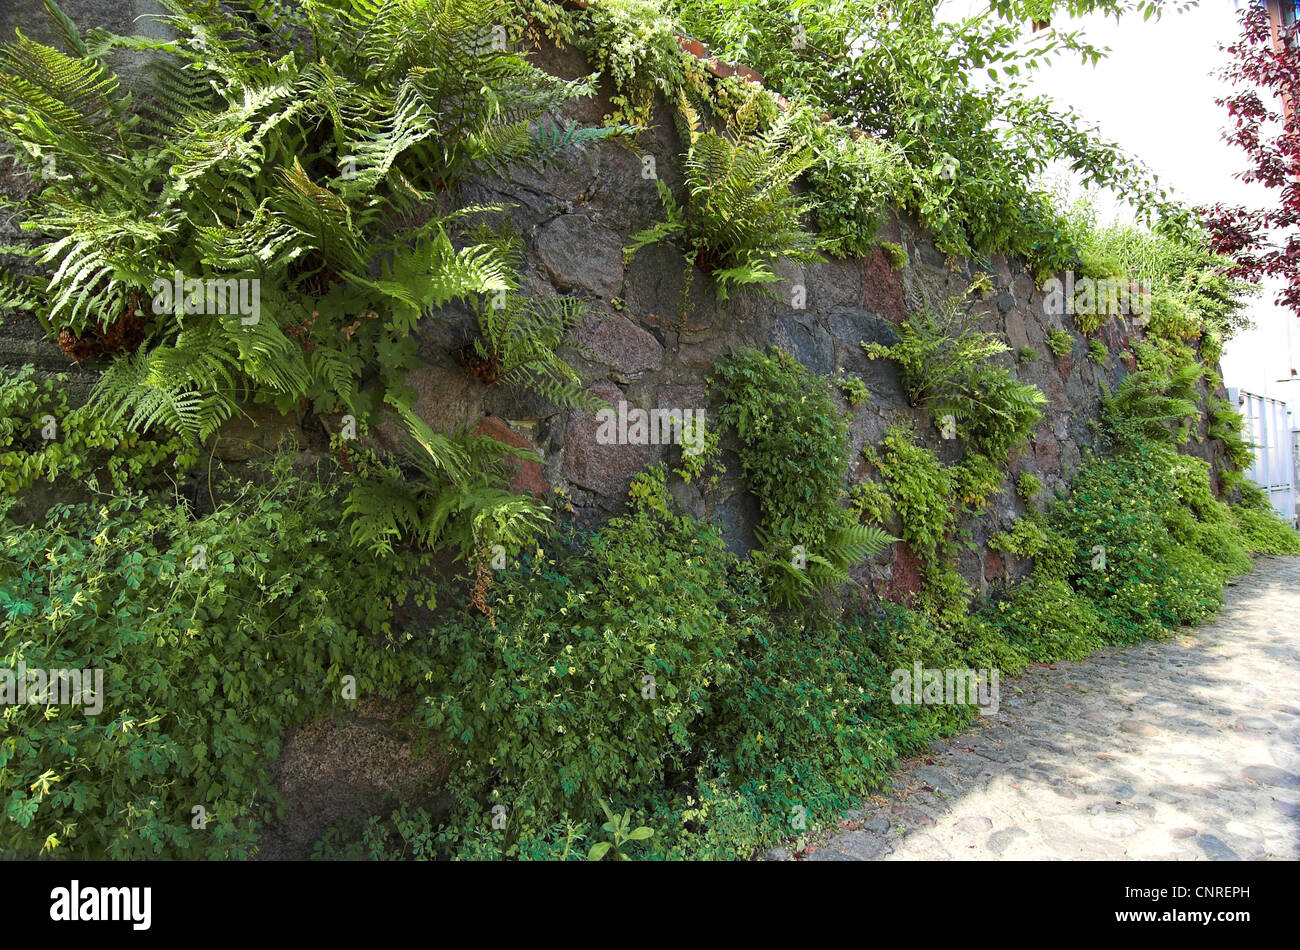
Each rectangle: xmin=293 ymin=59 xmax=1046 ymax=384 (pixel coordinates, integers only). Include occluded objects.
xmin=0 ymin=1 xmax=1236 ymax=856
xmin=0 ymin=6 xmax=1234 ymax=600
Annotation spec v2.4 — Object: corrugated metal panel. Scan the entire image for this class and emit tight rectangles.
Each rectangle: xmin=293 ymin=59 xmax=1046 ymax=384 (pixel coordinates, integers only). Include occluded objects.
xmin=1229 ymin=387 xmax=1297 ymax=523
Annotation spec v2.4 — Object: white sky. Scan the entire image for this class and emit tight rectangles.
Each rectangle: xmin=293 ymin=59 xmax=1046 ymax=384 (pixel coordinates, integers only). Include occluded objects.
xmin=943 ymin=0 xmax=1300 ymax=419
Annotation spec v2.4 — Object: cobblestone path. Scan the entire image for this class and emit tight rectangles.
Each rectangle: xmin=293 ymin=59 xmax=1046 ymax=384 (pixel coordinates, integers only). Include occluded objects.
xmin=794 ymin=556 xmax=1300 ymax=861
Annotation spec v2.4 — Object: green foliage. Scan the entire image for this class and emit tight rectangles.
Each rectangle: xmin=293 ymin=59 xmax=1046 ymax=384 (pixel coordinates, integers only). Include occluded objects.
xmin=410 ymin=469 xmax=918 ymax=859
xmin=471 ymin=293 xmax=598 ymax=409
xmin=626 ymin=92 xmax=823 ymax=301
xmin=837 ymin=372 xmax=870 ymax=407
xmin=1045 ymin=327 xmax=1073 ymax=357
xmin=1207 ymin=397 xmax=1254 ymax=471
xmin=1099 ymin=355 xmax=1202 ymax=448
xmin=967 ymin=574 xmax=1104 ymax=668
xmin=951 ymin=452 xmax=1002 ymax=508
xmin=699 ymin=607 xmax=902 ymax=822
xmin=677 ymin=0 xmax=1182 ymax=272
xmin=586 ymin=801 xmax=654 ymax=861
xmin=576 ymin=0 xmax=691 ymax=127
xmin=865 ymin=426 xmax=954 ymax=562
xmin=1017 ymin=345 xmax=1038 ymax=364
xmin=945 ymin=367 xmax=1047 ymax=466
xmin=786 ymin=108 xmax=908 ymax=258
xmin=0 ymin=0 xmax=618 ymax=442
xmin=989 ymin=512 xmax=1062 ymax=565
xmin=849 ymin=478 xmax=893 ymax=525
xmin=712 ymin=348 xmax=891 ymax=604
xmin=865 ymin=425 xmax=973 ymax=625
xmin=1232 ymin=485 xmax=1300 ymax=554
xmin=343 ymin=404 xmax=552 ymax=567
xmin=880 ymin=241 xmax=910 ymax=270
xmin=865 ymin=295 xmax=1045 ymax=464
xmin=1080 ymin=210 xmax=1255 ymax=344
xmin=0 ymin=456 xmax=432 ymax=858
xmin=1088 ymin=337 xmax=1109 ymax=364
xmin=0 ymin=364 xmax=193 ymax=494
xmin=310 ymin=803 xmax=444 ymax=861
xmin=418 ymin=465 xmax=752 ymax=843
xmin=1048 ymin=444 xmax=1239 ymax=643
xmin=1 ymin=0 xmax=1277 ymax=867
xmin=1016 ymin=471 xmax=1043 ymax=502
xmin=863 ymin=296 xmax=1008 ymax=407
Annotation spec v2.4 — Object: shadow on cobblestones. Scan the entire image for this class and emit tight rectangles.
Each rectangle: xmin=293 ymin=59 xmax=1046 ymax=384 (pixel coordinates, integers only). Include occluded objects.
xmin=788 ymin=556 xmax=1300 ymax=861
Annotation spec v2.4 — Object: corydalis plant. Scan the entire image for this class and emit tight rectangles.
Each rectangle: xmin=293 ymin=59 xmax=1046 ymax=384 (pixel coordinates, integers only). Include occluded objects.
xmin=0 ymin=0 xmax=620 ymax=441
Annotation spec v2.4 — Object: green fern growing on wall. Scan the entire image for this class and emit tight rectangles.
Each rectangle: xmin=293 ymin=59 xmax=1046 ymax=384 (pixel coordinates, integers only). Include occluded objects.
xmin=863 ymin=295 xmax=1007 ymax=407
xmin=1101 ymin=361 xmax=1203 ymax=448
xmin=344 ymin=402 xmax=552 ymax=565
xmin=467 ymin=293 xmax=602 ymax=411
xmin=625 ymin=89 xmax=824 ymax=302
xmin=0 ymin=0 xmax=622 ymax=443
xmin=865 ymin=294 xmax=1046 ymax=465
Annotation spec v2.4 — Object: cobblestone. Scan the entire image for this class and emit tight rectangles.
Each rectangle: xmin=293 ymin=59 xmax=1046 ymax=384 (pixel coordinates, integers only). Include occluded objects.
xmin=792 ymin=556 xmax=1300 ymax=861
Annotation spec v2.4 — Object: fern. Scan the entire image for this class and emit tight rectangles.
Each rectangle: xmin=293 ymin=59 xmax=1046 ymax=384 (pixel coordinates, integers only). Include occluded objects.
xmin=867 ymin=294 xmax=1046 ymax=464
xmin=469 ymin=293 xmax=600 ymax=410
xmin=0 ymin=0 xmax=610 ymax=443
xmin=1101 ymin=361 xmax=1203 ymax=448
xmin=625 ymin=88 xmax=823 ymax=302
xmin=759 ymin=518 xmax=894 ymax=608
xmin=344 ymin=404 xmax=552 ymax=564
xmin=864 ymin=295 xmax=1008 ymax=406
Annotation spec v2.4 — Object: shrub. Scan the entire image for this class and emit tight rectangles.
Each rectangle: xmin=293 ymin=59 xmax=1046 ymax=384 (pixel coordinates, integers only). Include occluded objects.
xmin=713 ymin=348 xmax=891 ymax=604
xmin=989 ymin=513 xmax=1068 ymax=570
xmin=0 ymin=456 xmax=431 ymax=858
xmin=866 ymin=427 xmax=953 ymax=560
xmin=951 ymin=452 xmax=1002 ymax=508
xmin=701 ymin=608 xmax=899 ymax=821
xmin=1233 ymin=484 xmax=1300 ymax=554
xmin=790 ymin=110 xmax=907 ymax=258
xmin=417 ymin=466 xmax=751 ymax=844
xmin=576 ymin=0 xmax=691 ymax=127
xmin=967 ymin=575 xmax=1104 ymax=668
xmin=1049 ymin=445 xmax=1231 ymax=642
